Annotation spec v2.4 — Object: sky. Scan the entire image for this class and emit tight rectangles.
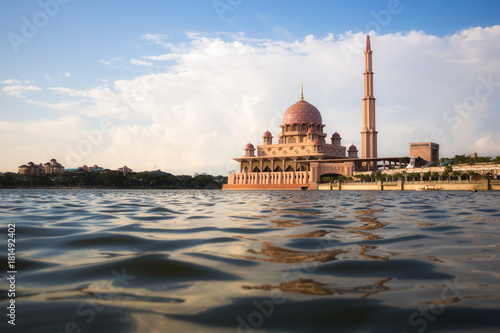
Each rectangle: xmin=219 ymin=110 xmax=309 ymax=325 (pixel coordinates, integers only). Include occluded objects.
xmin=1 ymin=0 xmax=499 ymax=175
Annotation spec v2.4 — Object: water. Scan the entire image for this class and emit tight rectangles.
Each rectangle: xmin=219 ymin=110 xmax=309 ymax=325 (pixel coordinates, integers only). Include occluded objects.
xmin=0 ymin=189 xmax=499 ymax=333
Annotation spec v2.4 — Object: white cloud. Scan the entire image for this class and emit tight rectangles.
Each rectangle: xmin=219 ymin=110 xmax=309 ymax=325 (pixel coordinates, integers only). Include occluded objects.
xmin=63 ymin=71 xmax=71 ymax=77
xmin=143 ymin=54 xmax=178 ymax=61
xmin=0 ymin=79 xmax=21 ymax=85
xmin=26 ymin=99 xmax=84 ymax=112
xmin=2 ymin=26 xmax=500 ymax=173
xmin=2 ymin=85 xmax=42 ymax=98
xmin=142 ymin=33 xmax=167 ymax=44
xmin=130 ymin=59 xmax=154 ymax=67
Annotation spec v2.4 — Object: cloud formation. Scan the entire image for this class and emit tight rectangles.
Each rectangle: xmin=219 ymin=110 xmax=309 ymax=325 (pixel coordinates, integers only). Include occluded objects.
xmin=2 ymin=84 xmax=42 ymax=98
xmin=1 ymin=26 xmax=500 ymax=174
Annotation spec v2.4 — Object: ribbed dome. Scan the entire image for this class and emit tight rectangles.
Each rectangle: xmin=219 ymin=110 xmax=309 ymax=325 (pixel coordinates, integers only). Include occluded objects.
xmin=263 ymin=131 xmax=272 ymax=137
xmin=307 ymin=127 xmax=316 ymax=133
xmin=282 ymin=100 xmax=322 ymax=125
xmin=313 ymin=139 xmax=322 ymax=145
xmin=332 ymin=132 xmax=341 ymax=138
xmin=349 ymin=144 xmax=357 ymax=151
xmin=245 ymin=143 xmax=254 ymax=149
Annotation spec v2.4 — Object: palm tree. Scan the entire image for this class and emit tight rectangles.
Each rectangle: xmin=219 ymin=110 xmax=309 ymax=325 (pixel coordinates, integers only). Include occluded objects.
xmin=431 ymin=171 xmax=439 ymax=181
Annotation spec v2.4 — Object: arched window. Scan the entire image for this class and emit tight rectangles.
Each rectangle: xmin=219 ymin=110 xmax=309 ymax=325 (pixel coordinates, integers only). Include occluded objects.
xmin=288 ymin=137 xmax=296 ymax=143
xmin=300 ymin=124 xmax=306 ymax=131
xmin=286 ymin=125 xmax=290 ymax=132
xmin=292 ymin=124 xmax=298 ymax=131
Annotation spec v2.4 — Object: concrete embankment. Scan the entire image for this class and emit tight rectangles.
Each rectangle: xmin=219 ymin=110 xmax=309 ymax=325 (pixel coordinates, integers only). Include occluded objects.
xmin=318 ymin=179 xmax=495 ymax=191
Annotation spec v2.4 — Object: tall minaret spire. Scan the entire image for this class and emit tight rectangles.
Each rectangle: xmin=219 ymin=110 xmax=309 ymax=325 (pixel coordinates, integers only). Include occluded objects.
xmin=300 ymin=81 xmax=304 ymax=100
xmin=361 ymin=35 xmax=378 ymax=161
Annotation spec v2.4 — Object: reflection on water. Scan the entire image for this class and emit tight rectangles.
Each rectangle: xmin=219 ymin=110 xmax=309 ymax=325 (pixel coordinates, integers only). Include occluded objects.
xmin=0 ymin=189 xmax=499 ymax=333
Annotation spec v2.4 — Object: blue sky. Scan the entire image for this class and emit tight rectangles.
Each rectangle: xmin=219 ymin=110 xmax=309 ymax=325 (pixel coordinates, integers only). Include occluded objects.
xmin=1 ymin=0 xmax=499 ymax=174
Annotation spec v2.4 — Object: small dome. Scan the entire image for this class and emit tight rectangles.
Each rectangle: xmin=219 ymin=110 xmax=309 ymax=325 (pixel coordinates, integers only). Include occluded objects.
xmin=349 ymin=144 xmax=357 ymax=151
xmin=282 ymin=100 xmax=322 ymax=125
xmin=245 ymin=143 xmax=255 ymax=149
xmin=313 ymin=139 xmax=322 ymax=145
xmin=263 ymin=131 xmax=272 ymax=137
xmin=307 ymin=127 xmax=316 ymax=133
xmin=332 ymin=132 xmax=341 ymax=138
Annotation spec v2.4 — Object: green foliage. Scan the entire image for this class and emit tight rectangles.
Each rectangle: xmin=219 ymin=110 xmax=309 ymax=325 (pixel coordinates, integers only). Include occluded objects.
xmin=415 ymin=157 xmax=426 ymax=167
xmin=321 ymin=176 xmax=335 ymax=183
xmin=441 ymin=154 xmax=496 ymax=166
xmin=0 ymin=172 xmax=228 ymax=189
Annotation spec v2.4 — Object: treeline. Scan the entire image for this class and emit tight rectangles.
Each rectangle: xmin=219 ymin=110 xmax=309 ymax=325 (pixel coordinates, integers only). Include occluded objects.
xmin=0 ymin=171 xmax=228 ymax=189
xmin=442 ymin=155 xmax=500 ymax=165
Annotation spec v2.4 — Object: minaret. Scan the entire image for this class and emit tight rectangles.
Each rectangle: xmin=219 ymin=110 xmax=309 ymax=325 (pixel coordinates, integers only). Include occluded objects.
xmin=361 ymin=35 xmax=378 ymax=159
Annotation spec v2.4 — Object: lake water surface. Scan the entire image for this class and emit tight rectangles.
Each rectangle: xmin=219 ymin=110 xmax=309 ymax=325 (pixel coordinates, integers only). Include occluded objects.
xmin=0 ymin=189 xmax=499 ymax=333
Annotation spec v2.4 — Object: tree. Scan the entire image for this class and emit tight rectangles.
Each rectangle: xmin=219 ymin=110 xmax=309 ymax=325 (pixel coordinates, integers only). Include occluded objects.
xmin=451 ymin=171 xmax=460 ymax=180
xmin=431 ymin=171 xmax=439 ymax=181
xmin=467 ymin=170 xmax=477 ymax=181
xmin=401 ymin=171 xmax=407 ymax=181
xmin=415 ymin=157 xmax=426 ymax=167
xmin=423 ymin=171 xmax=431 ymax=181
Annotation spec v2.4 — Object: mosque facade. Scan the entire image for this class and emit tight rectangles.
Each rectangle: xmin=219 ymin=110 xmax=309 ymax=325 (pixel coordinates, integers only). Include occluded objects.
xmin=223 ymin=36 xmax=403 ymax=190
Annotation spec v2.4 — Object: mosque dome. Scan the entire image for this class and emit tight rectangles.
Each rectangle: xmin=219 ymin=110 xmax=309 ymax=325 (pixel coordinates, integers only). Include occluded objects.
xmin=245 ymin=143 xmax=255 ymax=149
xmin=313 ymin=139 xmax=322 ymax=145
xmin=332 ymin=132 xmax=341 ymax=138
xmin=307 ymin=127 xmax=316 ymax=133
xmin=263 ymin=131 xmax=272 ymax=137
xmin=349 ymin=144 xmax=357 ymax=151
xmin=282 ymin=100 xmax=322 ymax=125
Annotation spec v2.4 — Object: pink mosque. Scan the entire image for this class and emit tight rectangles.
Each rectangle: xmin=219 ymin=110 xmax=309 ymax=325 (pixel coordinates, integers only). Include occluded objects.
xmin=223 ymin=36 xmax=409 ymax=190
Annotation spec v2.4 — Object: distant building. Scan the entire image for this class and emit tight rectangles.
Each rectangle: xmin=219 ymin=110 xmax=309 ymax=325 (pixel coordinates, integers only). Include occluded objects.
xmin=67 ymin=164 xmax=109 ymax=173
xmin=471 ymin=152 xmax=478 ymax=158
xmin=19 ymin=159 xmax=64 ymax=175
xmin=118 ymin=166 xmax=133 ymax=175
xmin=44 ymin=159 xmax=65 ymax=174
xmin=410 ymin=142 xmax=439 ymax=163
